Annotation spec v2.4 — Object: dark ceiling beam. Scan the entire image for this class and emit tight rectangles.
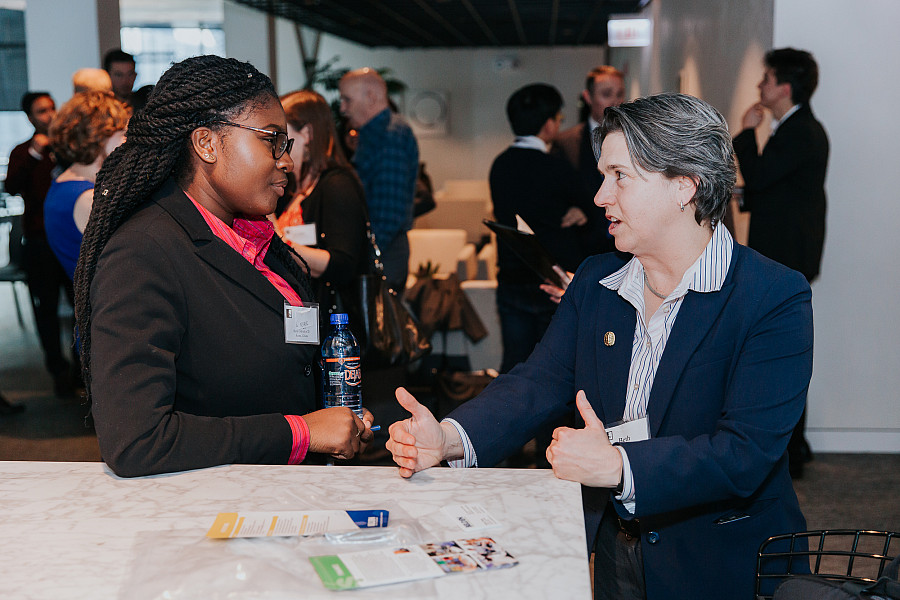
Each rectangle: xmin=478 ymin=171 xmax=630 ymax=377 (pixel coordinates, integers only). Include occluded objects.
xmin=507 ymin=0 xmax=527 ymax=45
xmin=549 ymin=0 xmax=560 ymax=45
xmin=412 ymin=0 xmax=473 ymax=46
xmin=233 ymin=0 xmax=645 ymax=48
xmin=368 ymin=0 xmax=444 ymax=45
xmin=286 ymin=2 xmax=418 ymax=47
xmin=576 ymin=0 xmax=607 ymax=45
xmin=460 ymin=0 xmax=501 ymax=46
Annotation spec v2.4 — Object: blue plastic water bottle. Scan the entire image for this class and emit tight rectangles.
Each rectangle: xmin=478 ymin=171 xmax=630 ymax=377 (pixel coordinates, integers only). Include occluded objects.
xmin=320 ymin=313 xmax=363 ymax=418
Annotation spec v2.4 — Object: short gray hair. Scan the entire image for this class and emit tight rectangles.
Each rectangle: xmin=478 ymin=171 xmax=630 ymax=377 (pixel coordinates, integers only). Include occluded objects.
xmin=594 ymin=93 xmax=736 ymax=226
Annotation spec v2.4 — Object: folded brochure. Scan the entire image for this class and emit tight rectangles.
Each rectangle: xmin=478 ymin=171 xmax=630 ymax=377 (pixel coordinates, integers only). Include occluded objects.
xmin=206 ymin=509 xmax=389 ymax=539
xmin=310 ymin=536 xmax=517 ymax=590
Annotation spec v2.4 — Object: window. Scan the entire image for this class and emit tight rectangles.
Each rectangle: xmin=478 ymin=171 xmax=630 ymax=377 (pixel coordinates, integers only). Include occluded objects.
xmin=121 ymin=26 xmax=226 ymax=90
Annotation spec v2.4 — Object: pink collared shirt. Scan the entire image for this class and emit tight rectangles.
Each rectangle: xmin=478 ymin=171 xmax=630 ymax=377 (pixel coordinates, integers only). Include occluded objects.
xmin=187 ymin=193 xmax=310 ymax=464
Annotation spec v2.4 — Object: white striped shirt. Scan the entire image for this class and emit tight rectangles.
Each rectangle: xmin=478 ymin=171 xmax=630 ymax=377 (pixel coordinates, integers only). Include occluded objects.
xmin=446 ymin=223 xmax=734 ymax=499
xmin=603 ymin=222 xmax=733 ymax=511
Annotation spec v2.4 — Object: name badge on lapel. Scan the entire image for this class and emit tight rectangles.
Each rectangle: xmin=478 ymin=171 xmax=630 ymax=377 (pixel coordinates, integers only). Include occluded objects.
xmin=605 ymin=417 xmax=650 ymax=445
xmin=284 ymin=303 xmax=320 ymax=344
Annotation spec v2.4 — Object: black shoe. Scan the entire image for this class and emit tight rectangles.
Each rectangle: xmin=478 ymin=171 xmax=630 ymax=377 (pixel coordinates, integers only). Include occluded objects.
xmin=789 ymin=461 xmax=804 ymax=479
xmin=0 ymin=394 xmax=25 ymax=415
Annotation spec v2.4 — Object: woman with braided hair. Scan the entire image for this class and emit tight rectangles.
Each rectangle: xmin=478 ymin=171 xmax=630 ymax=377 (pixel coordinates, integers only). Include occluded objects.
xmin=75 ymin=55 xmax=374 ymax=477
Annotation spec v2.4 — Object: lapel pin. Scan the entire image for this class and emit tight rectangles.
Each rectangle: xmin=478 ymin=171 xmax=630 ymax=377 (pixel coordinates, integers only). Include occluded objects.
xmin=604 ymin=331 xmax=615 ymax=347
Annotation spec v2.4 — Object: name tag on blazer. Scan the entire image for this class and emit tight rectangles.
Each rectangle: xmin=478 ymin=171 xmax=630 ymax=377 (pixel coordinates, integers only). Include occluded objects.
xmin=605 ymin=417 xmax=650 ymax=445
xmin=284 ymin=303 xmax=320 ymax=344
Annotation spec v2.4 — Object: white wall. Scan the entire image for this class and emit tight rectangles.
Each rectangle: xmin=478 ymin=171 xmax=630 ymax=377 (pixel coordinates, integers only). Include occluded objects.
xmin=617 ymin=0 xmax=899 ymax=452
xmin=24 ymin=0 xmax=121 ymax=104
xmin=774 ymin=0 xmax=900 ymax=452
xmin=611 ymin=0 xmax=774 ymax=132
xmin=222 ymin=0 xmax=269 ymax=72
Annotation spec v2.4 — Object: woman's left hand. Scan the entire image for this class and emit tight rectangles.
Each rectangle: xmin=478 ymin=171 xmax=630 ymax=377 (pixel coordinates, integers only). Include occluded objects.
xmin=546 ymin=390 xmax=623 ymax=488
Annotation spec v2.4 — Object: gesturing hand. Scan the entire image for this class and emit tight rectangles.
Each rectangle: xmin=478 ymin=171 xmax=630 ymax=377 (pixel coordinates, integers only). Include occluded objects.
xmin=386 ymin=387 xmax=460 ymax=478
xmin=546 ymin=390 xmax=623 ymax=488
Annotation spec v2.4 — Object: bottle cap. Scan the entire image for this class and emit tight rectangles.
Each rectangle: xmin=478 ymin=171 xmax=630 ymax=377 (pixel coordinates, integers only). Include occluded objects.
xmin=330 ymin=313 xmax=349 ymax=325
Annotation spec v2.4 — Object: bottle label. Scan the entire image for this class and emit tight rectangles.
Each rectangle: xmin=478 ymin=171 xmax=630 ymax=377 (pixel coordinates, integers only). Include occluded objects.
xmin=324 ymin=357 xmax=361 ymax=388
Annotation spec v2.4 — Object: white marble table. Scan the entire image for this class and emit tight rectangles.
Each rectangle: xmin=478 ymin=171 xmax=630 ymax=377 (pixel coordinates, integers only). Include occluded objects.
xmin=0 ymin=461 xmax=591 ymax=599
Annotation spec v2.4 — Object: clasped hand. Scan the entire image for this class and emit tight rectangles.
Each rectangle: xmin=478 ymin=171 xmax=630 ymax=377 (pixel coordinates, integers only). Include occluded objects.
xmin=546 ymin=391 xmax=623 ymax=489
xmin=305 ymin=406 xmax=374 ymax=460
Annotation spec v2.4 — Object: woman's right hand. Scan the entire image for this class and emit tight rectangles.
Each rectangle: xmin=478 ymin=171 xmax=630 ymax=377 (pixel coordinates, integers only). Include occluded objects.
xmin=304 ymin=407 xmax=368 ymax=459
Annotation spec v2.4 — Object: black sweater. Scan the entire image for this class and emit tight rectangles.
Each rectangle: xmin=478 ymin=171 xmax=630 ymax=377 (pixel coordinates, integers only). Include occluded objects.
xmin=489 ymin=147 xmax=588 ymax=284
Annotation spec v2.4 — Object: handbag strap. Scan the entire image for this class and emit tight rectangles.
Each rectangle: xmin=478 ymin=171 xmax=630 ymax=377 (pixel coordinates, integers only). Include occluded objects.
xmin=366 ymin=221 xmax=386 ymax=277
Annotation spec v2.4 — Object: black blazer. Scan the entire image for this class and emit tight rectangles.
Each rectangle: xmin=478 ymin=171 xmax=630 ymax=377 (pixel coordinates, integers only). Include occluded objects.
xmin=734 ymin=104 xmax=829 ymax=281
xmin=90 ymin=179 xmax=319 ymax=477
xmin=553 ymin=122 xmax=617 ymax=255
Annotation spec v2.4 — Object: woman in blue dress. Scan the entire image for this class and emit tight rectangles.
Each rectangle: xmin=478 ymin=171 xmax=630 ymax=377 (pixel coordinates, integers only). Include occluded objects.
xmin=45 ymin=91 xmax=129 ymax=279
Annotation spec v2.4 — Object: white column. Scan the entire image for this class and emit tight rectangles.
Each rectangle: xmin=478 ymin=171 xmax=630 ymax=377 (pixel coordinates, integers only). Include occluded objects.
xmin=24 ymin=0 xmax=120 ymax=103
xmin=223 ymin=0 xmax=273 ymax=78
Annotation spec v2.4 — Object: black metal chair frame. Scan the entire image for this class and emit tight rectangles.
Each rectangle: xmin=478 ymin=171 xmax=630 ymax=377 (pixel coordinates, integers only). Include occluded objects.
xmin=756 ymin=529 xmax=898 ymax=599
xmin=0 ymin=212 xmax=29 ymax=328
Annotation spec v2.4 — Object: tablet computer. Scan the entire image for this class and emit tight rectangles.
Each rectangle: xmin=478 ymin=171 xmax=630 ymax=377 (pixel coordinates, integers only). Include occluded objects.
xmin=483 ymin=219 xmax=565 ymax=288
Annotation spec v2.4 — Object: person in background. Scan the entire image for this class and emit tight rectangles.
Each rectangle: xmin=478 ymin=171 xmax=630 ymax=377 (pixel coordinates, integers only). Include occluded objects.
xmin=45 ymin=91 xmax=130 ymax=280
xmin=387 ymin=93 xmax=812 ymax=599
xmin=339 ymin=68 xmax=418 ymax=290
xmin=489 ymin=83 xmax=587 ymax=376
xmin=488 ymin=83 xmax=588 ymax=468
xmin=554 ymin=65 xmax=626 ymax=256
xmin=72 ymin=68 xmax=112 ymax=94
xmin=75 ymin=55 xmax=373 ymax=477
xmin=274 ymin=89 xmax=370 ymax=337
xmin=4 ymin=92 xmax=76 ymax=397
xmin=103 ymin=48 xmax=152 ymax=111
xmin=734 ymin=48 xmax=828 ymax=478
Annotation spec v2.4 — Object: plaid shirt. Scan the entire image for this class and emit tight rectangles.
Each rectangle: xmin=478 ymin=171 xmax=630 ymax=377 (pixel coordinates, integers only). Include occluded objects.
xmin=353 ymin=108 xmax=419 ymax=248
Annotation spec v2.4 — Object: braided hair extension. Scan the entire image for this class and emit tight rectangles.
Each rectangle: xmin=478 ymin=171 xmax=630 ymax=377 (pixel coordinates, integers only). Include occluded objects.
xmin=74 ymin=55 xmax=314 ymax=405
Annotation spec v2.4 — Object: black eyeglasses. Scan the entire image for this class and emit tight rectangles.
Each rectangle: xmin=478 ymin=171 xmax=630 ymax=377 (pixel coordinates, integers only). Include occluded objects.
xmin=213 ymin=120 xmax=294 ymax=159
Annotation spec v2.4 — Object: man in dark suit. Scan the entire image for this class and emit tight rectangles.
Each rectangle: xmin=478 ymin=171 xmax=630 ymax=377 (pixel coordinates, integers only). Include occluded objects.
xmin=554 ymin=66 xmax=625 ymax=255
xmin=734 ymin=48 xmax=828 ymax=478
xmin=5 ymin=91 xmax=77 ymax=398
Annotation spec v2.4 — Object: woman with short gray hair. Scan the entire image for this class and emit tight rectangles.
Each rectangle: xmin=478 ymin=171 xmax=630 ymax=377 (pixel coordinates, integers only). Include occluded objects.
xmin=386 ymin=93 xmax=813 ymax=599
xmin=595 ymin=92 xmax=736 ymax=227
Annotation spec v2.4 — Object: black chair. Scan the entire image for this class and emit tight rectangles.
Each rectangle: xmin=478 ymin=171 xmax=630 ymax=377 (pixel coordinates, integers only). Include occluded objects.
xmin=756 ymin=529 xmax=899 ymax=599
xmin=0 ymin=212 xmax=29 ymax=328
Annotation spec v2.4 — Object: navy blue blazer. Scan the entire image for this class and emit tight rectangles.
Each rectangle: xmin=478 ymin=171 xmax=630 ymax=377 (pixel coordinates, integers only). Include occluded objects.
xmin=448 ymin=241 xmax=812 ymax=598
